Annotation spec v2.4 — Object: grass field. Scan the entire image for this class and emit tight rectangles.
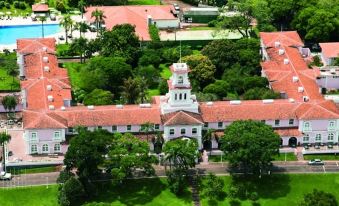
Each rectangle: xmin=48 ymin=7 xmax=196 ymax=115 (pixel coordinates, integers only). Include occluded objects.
xmin=2 ymin=174 xmax=339 ymax=206
xmin=272 ymin=153 xmax=297 ymax=161
xmin=304 ymin=154 xmax=339 ymax=160
xmin=127 ymin=0 xmax=160 ymax=5
xmin=63 ymin=62 xmax=82 ymax=89
xmin=0 ymin=53 xmax=20 ymax=91
xmin=200 ymin=174 xmax=339 ymax=206
xmin=8 ymin=166 xmax=58 ymax=175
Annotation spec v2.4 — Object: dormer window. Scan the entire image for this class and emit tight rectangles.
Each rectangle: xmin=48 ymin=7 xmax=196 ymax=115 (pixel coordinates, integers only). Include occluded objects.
xmin=178 ymin=76 xmax=183 ymax=84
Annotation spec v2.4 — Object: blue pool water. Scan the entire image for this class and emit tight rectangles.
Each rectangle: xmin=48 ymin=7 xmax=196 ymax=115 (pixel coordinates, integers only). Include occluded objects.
xmin=0 ymin=24 xmax=61 ymax=45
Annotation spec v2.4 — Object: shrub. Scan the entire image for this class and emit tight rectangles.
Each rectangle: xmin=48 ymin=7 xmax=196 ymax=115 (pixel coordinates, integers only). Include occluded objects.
xmin=149 ymin=24 xmax=160 ymax=41
xmin=208 ymin=20 xmax=218 ymax=27
xmin=58 ymin=177 xmax=86 ymax=206
xmin=249 ymin=191 xmax=259 ymax=201
xmin=167 ymin=169 xmax=187 ymax=195
xmin=5 ymin=0 xmax=12 ymax=4
xmin=56 ymin=0 xmax=66 ymax=13
xmin=13 ymin=1 xmax=19 ymax=8
xmin=0 ymin=1 xmax=5 ymax=8
xmin=5 ymin=2 xmax=10 ymax=8
xmin=19 ymin=2 xmax=26 ymax=9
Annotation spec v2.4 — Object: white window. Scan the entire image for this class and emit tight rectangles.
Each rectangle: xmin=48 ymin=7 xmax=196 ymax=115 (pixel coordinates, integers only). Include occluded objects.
xmin=30 ymin=132 xmax=37 ymax=141
xmin=303 ymin=134 xmax=309 ymax=142
xmin=169 ymin=129 xmax=174 ymax=135
xmin=127 ymin=125 xmax=131 ymax=131
xmin=304 ymin=122 xmax=311 ymax=130
xmin=181 ymin=128 xmax=186 ymax=135
xmin=315 ymin=134 xmax=322 ymax=142
xmin=54 ymin=144 xmax=61 ymax=153
xmin=289 ymin=119 xmax=294 ymax=125
xmin=53 ymin=131 xmax=61 ymax=141
xmin=328 ymin=133 xmax=334 ymax=141
xmin=42 ymin=144 xmax=49 ymax=153
xmin=192 ymin=128 xmax=197 ymax=134
xmin=329 ymin=121 xmax=335 ymax=129
xmin=112 ymin=125 xmax=117 ymax=132
xmin=218 ymin=122 xmax=223 ymax=128
xmin=274 ymin=120 xmax=280 ymax=126
xmin=31 ymin=144 xmax=37 ymax=153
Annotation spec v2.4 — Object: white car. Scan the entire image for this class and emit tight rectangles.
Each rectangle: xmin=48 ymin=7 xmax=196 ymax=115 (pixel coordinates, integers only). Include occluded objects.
xmin=0 ymin=171 xmax=12 ymax=180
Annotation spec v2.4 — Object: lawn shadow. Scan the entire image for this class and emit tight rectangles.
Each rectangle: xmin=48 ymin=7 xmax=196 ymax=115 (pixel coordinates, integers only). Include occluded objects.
xmin=90 ymin=178 xmax=166 ymax=206
xmin=176 ymin=186 xmax=193 ymax=204
xmin=230 ymin=174 xmax=291 ymax=200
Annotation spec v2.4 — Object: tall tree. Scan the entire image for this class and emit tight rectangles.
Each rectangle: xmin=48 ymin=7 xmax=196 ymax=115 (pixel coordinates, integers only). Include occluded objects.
xmin=38 ymin=16 xmax=47 ymax=38
xmin=78 ymin=0 xmax=86 ymax=19
xmin=2 ymin=95 xmax=17 ymax=114
xmin=91 ymin=8 xmax=106 ymax=36
xmin=220 ymin=120 xmax=280 ymax=176
xmin=0 ymin=132 xmax=11 ymax=172
xmin=75 ymin=22 xmax=89 ymax=38
xmin=70 ymin=37 xmax=88 ymax=63
xmin=120 ymin=77 xmax=141 ymax=104
xmin=140 ymin=122 xmax=155 ymax=143
xmin=83 ymin=89 xmax=113 ymax=105
xmin=300 ymin=189 xmax=338 ymax=206
xmin=7 ymin=67 xmax=19 ymax=90
xmin=60 ymin=14 xmax=74 ymax=44
xmin=106 ymin=133 xmax=157 ymax=184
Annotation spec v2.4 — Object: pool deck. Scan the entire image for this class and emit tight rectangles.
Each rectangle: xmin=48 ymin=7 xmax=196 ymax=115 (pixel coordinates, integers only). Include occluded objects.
xmin=0 ymin=15 xmax=97 ymax=51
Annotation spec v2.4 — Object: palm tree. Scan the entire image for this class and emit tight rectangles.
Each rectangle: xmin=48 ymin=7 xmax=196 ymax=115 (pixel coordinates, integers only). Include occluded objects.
xmin=120 ymin=77 xmax=141 ymax=104
xmin=70 ymin=37 xmax=88 ymax=63
xmin=153 ymin=132 xmax=164 ymax=154
xmin=60 ymin=14 xmax=74 ymax=44
xmin=2 ymin=95 xmax=17 ymax=115
xmin=140 ymin=122 xmax=154 ymax=143
xmin=38 ymin=16 xmax=47 ymax=38
xmin=91 ymin=9 xmax=106 ymax=36
xmin=7 ymin=67 xmax=18 ymax=90
xmin=0 ymin=132 xmax=11 ymax=172
xmin=78 ymin=0 xmax=86 ymax=19
xmin=75 ymin=21 xmax=89 ymax=38
xmin=203 ymin=128 xmax=214 ymax=153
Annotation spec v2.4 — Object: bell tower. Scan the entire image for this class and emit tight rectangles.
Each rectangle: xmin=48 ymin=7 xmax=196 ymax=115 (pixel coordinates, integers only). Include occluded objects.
xmin=160 ymin=63 xmax=199 ymax=114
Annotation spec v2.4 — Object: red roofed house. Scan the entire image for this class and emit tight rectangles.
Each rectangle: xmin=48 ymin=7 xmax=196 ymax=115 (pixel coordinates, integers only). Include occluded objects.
xmin=32 ymin=3 xmax=49 ymax=16
xmin=13 ymin=32 xmax=339 ymax=161
xmin=85 ymin=5 xmax=179 ymax=40
xmin=319 ymin=42 xmax=339 ymax=66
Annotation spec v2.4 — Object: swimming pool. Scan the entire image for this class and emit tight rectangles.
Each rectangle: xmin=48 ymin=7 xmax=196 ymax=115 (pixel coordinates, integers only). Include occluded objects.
xmin=0 ymin=24 xmax=61 ymax=45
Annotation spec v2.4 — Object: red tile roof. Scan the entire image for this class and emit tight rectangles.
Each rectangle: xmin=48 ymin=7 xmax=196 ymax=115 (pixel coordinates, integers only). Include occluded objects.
xmin=32 ymin=4 xmax=49 ymax=12
xmin=23 ymin=104 xmax=162 ymax=129
xmin=319 ymin=43 xmax=339 ymax=58
xmin=85 ymin=5 xmax=177 ymax=40
xmin=17 ymin=38 xmax=71 ymax=111
xmin=161 ymin=111 xmax=203 ymax=125
xmin=260 ymin=31 xmax=304 ymax=47
xmin=275 ymin=128 xmax=301 ymax=137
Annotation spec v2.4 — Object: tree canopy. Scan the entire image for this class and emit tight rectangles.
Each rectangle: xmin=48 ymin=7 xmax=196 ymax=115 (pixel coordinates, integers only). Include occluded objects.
xmin=220 ymin=120 xmax=280 ymax=175
xmin=300 ymin=189 xmax=338 ymax=206
xmin=83 ymin=89 xmax=113 ymax=106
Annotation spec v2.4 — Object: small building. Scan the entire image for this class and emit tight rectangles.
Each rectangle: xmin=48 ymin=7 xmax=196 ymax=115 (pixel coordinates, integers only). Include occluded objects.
xmin=32 ymin=4 xmax=49 ymax=16
xmin=319 ymin=42 xmax=339 ymax=66
xmin=183 ymin=7 xmax=219 ymax=23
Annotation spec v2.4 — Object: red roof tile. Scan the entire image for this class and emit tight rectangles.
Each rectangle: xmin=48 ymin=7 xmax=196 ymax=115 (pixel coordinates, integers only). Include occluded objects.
xmin=32 ymin=4 xmax=49 ymax=12
xmin=275 ymin=128 xmax=301 ymax=137
xmin=319 ymin=43 xmax=339 ymax=58
xmin=260 ymin=31 xmax=304 ymax=47
xmin=85 ymin=5 xmax=177 ymax=40
xmin=161 ymin=111 xmax=203 ymax=125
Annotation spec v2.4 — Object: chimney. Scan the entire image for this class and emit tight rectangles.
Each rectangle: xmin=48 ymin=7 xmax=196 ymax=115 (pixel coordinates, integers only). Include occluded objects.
xmin=43 ymin=56 xmax=48 ymax=63
xmin=87 ymin=105 xmax=94 ymax=110
xmin=278 ymin=49 xmax=284 ymax=55
xmin=47 ymin=95 xmax=53 ymax=102
xmin=46 ymin=85 xmax=52 ymax=91
xmin=44 ymin=66 xmax=50 ymax=72
xmin=274 ymin=41 xmax=280 ymax=48
xmin=49 ymin=105 xmax=55 ymax=110
xmin=284 ymin=58 xmax=289 ymax=64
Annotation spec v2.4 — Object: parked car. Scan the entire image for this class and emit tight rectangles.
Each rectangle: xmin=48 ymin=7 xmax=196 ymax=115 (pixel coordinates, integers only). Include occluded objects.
xmin=173 ymin=3 xmax=180 ymax=15
xmin=308 ymin=159 xmax=324 ymax=165
xmin=0 ymin=171 xmax=12 ymax=180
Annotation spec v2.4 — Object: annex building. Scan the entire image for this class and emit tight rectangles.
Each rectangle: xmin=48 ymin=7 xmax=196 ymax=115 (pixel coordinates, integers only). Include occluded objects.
xmin=13 ymin=31 xmax=339 ymax=159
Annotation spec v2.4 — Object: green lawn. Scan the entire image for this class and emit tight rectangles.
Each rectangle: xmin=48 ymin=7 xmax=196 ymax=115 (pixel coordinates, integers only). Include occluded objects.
xmin=62 ymin=62 xmax=82 ymax=89
xmin=0 ymin=185 xmax=58 ymax=206
xmin=189 ymin=26 xmax=217 ymax=31
xmin=304 ymin=154 xmax=339 ymax=160
xmin=8 ymin=166 xmax=58 ymax=175
xmin=272 ymin=153 xmax=297 ymax=161
xmin=200 ymin=174 xmax=339 ymax=206
xmin=0 ymin=53 xmax=20 ymax=91
xmin=127 ymin=0 xmax=160 ymax=5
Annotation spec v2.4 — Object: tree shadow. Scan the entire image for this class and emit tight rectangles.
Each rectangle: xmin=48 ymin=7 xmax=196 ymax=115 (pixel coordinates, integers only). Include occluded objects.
xmin=90 ymin=178 xmax=166 ymax=206
xmin=230 ymin=174 xmax=291 ymax=200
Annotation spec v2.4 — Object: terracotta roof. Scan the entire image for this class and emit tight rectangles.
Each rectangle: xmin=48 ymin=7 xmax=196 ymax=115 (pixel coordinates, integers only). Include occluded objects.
xmin=260 ymin=31 xmax=304 ymax=47
xmin=275 ymin=128 xmax=301 ymax=137
xmin=85 ymin=5 xmax=177 ymax=40
xmin=261 ymin=36 xmax=323 ymax=101
xmin=319 ymin=43 xmax=339 ymax=58
xmin=161 ymin=111 xmax=203 ymax=125
xmin=32 ymin=4 xmax=49 ymax=12
xmin=23 ymin=110 xmax=67 ymax=129
xmin=200 ymin=99 xmax=339 ymax=122
xmin=18 ymin=38 xmax=71 ymax=111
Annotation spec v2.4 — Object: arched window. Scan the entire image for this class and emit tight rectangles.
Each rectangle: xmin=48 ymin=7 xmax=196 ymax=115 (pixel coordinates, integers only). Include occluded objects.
xmin=328 ymin=133 xmax=334 ymax=141
xmin=179 ymin=93 xmax=182 ymax=100
xmin=178 ymin=76 xmax=183 ymax=84
xmin=42 ymin=144 xmax=49 ymax=153
xmin=175 ymin=93 xmax=177 ymax=100
xmin=54 ymin=144 xmax=61 ymax=153
xmin=184 ymin=93 xmax=187 ymax=100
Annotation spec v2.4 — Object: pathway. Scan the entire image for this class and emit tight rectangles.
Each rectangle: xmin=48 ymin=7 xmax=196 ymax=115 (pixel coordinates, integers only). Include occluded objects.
xmin=296 ymin=147 xmax=304 ymax=161
xmin=188 ymin=172 xmax=201 ymax=206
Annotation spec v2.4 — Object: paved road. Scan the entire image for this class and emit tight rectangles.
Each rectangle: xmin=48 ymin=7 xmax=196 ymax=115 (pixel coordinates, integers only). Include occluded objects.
xmin=2 ymin=161 xmax=339 ymax=188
